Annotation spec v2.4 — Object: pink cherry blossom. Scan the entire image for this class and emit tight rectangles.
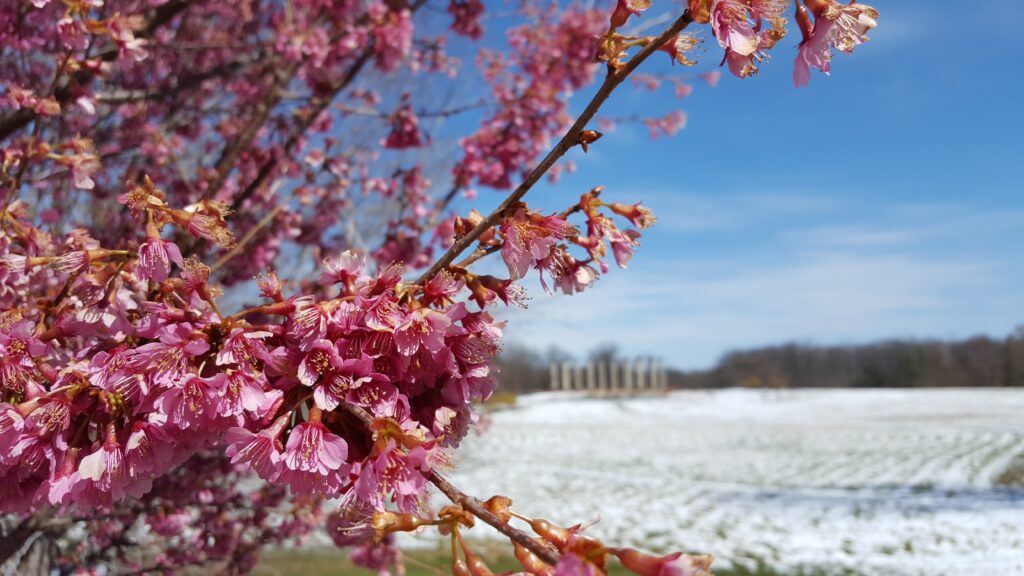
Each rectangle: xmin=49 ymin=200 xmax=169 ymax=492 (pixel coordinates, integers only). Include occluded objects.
xmin=500 ymin=207 xmax=578 ymax=280
xmin=793 ymin=1 xmax=879 ymax=86
xmin=0 ymin=403 xmax=25 ymax=455
xmin=225 ymin=423 xmax=285 ymax=482
xmin=394 ymin=308 xmax=452 ymax=356
xmin=297 ymin=339 xmax=345 ymax=388
xmin=448 ymin=0 xmax=485 ymax=39
xmin=383 ymin=103 xmax=425 ymax=149
xmin=279 ymin=420 xmax=349 ymax=495
xmin=156 ymin=373 xmax=227 ymax=429
xmin=355 ymin=440 xmax=427 ymax=512
xmin=136 ymin=237 xmax=183 ymax=282
xmin=320 ymin=250 xmax=367 ymax=291
xmin=79 ymin=428 xmax=128 ymax=497
xmin=316 ymin=354 xmax=386 ymax=412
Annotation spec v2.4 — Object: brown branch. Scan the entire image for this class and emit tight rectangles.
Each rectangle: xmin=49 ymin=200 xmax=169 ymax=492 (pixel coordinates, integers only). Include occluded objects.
xmin=340 ymin=403 xmax=561 ymax=567
xmin=426 ymin=469 xmax=561 ymax=566
xmin=452 ymin=244 xmax=499 ymax=269
xmin=0 ymin=509 xmax=57 ymax=566
xmin=93 ymin=56 xmax=256 ymax=105
xmin=0 ymin=109 xmax=34 ymax=142
xmin=202 ymin=61 xmax=300 ymax=201
xmin=423 ymin=183 xmax=463 ymax=232
xmin=336 ymin=100 xmax=489 ymax=120
xmin=228 ymin=49 xmax=373 ymax=212
xmin=143 ymin=0 xmax=193 ymax=34
xmin=415 ymin=10 xmax=693 ymax=285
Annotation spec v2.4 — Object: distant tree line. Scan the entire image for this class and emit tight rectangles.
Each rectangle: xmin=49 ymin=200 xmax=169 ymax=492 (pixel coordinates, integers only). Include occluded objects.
xmin=682 ymin=329 xmax=1024 ymax=389
xmin=495 ymin=328 xmax=1024 ymax=392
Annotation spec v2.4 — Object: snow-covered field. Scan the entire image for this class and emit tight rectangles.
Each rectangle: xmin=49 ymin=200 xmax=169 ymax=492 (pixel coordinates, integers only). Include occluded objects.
xmin=440 ymin=388 xmax=1024 ymax=575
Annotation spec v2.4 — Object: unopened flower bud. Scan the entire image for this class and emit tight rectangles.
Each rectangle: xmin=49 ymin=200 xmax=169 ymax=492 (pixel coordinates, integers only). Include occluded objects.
xmin=525 ymin=517 xmax=571 ymax=549
xmin=452 ymin=558 xmax=472 ymax=576
xmin=514 ymin=542 xmax=555 ymax=576
xmin=482 ymin=495 xmax=513 ymax=523
xmin=608 ymin=202 xmax=656 ymax=229
xmin=609 ymin=0 xmax=652 ymax=28
xmin=577 ymin=130 xmax=603 ymax=153
xmin=372 ymin=511 xmax=434 ymax=537
xmin=458 ymin=543 xmax=496 ymax=576
xmin=609 ymin=548 xmax=714 ymax=576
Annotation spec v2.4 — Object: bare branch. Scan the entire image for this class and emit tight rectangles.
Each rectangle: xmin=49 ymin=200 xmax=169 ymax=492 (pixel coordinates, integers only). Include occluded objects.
xmin=415 ymin=10 xmax=694 ymax=284
xmin=340 ymin=403 xmax=561 ymax=567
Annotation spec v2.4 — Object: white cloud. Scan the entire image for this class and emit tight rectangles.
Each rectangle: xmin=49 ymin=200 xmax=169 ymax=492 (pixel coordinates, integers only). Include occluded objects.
xmin=784 ymin=205 xmax=1024 ymax=249
xmin=642 ymin=189 xmax=842 ymax=234
xmin=501 ymin=250 xmax=1021 ymax=369
xmin=487 ymin=190 xmax=1024 ymax=369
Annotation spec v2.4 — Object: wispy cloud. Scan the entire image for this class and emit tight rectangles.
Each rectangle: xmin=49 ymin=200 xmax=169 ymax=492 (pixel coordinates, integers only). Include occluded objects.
xmin=504 ymin=251 xmax=1017 ymax=368
xmin=784 ymin=205 xmax=1024 ymax=250
xmin=642 ymin=189 xmax=842 ymax=234
xmin=498 ymin=196 xmax=1024 ymax=369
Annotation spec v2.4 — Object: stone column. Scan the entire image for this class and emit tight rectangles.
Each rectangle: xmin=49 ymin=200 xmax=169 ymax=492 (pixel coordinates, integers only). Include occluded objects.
xmin=561 ymin=362 xmax=572 ymax=391
xmin=549 ymin=363 xmax=559 ymax=391
xmin=598 ymin=361 xmax=608 ymax=391
xmin=586 ymin=362 xmax=596 ymax=391
xmin=624 ymin=360 xmax=633 ymax=390
xmin=610 ymin=361 xmax=620 ymax=390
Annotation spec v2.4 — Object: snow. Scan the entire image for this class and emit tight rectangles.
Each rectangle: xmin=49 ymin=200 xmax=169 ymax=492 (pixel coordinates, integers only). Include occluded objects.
xmin=429 ymin=388 xmax=1024 ymax=575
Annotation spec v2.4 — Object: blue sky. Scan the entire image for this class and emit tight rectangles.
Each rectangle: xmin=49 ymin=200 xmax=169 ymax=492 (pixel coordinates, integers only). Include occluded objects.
xmin=451 ymin=0 xmax=1024 ymax=369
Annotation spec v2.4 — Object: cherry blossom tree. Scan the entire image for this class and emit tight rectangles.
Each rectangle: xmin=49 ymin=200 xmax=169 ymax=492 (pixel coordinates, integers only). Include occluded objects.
xmin=0 ymin=0 xmax=878 ymax=573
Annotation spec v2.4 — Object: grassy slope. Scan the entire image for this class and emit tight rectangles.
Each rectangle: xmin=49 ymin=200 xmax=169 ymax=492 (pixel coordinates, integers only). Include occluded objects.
xmin=255 ymin=547 xmax=858 ymax=576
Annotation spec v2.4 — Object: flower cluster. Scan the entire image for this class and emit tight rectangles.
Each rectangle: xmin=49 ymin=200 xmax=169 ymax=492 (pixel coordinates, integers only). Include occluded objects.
xmin=41 ymin=452 xmax=322 ymax=574
xmin=793 ymin=0 xmax=879 ymax=86
xmin=0 ymin=172 xmax=662 ymax=574
xmin=455 ymin=8 xmax=608 ymax=190
xmin=684 ymin=0 xmax=878 ymax=84
xmin=1 ymin=184 xmax=503 ymax=514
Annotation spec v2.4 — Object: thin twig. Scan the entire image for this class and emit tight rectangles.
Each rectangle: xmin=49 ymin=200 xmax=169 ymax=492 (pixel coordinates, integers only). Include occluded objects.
xmin=202 ymin=62 xmax=299 ymax=201
xmin=425 ymin=183 xmax=463 ymax=231
xmin=211 ymin=203 xmax=285 ymax=272
xmin=227 ymin=50 xmax=372 ymax=214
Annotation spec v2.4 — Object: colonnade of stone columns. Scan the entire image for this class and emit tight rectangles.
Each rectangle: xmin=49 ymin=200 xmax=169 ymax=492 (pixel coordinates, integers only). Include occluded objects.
xmin=548 ymin=359 xmax=668 ymax=392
